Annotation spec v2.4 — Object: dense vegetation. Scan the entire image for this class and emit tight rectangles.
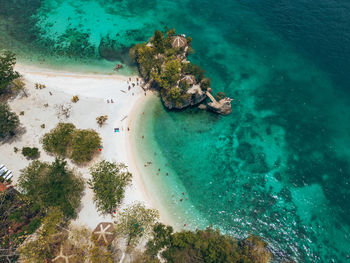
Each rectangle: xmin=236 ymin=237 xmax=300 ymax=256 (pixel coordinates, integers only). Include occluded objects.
xmin=0 ymin=51 xmax=20 ymax=95
xmin=88 ymin=161 xmax=132 ymax=214
xmin=41 ymin=122 xmax=102 ymax=163
xmin=143 ymin=224 xmax=272 ymax=263
xmin=21 ymin=146 xmax=40 ymax=159
xmin=20 ymin=209 xmax=116 ymax=263
xmin=0 ymin=103 xmax=20 ymax=139
xmin=0 ymin=188 xmax=43 ymax=262
xmin=130 ymin=29 xmax=211 ymax=108
xmin=18 ymin=158 xmax=84 ymax=218
xmin=115 ymin=203 xmax=159 ymax=247
xmin=19 ymin=207 xmax=65 ymax=262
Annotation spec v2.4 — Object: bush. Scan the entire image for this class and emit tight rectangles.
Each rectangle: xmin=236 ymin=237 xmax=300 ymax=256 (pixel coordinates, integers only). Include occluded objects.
xmin=22 ymin=147 xmax=40 ymax=159
xmin=96 ymin=115 xmax=108 ymax=127
xmin=215 ymin=91 xmax=227 ymax=101
xmin=71 ymin=95 xmax=79 ymax=103
xmin=182 ymin=63 xmax=205 ymax=82
xmin=8 ymin=210 xmax=22 ymax=223
xmin=200 ymin=78 xmax=211 ymax=91
xmin=22 ymin=217 xmax=42 ymax=235
xmin=70 ymin=129 xmax=102 ymax=163
xmin=0 ymin=103 xmax=20 ymax=139
xmin=41 ymin=123 xmax=76 ymax=156
xmin=42 ymin=123 xmax=101 ymax=163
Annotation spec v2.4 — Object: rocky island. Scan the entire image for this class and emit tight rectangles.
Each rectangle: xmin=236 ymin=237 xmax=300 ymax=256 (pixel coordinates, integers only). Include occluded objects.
xmin=130 ymin=29 xmax=232 ymax=115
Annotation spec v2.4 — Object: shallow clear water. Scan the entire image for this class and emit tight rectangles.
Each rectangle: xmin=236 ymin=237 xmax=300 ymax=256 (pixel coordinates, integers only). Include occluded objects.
xmin=1 ymin=0 xmax=350 ymax=261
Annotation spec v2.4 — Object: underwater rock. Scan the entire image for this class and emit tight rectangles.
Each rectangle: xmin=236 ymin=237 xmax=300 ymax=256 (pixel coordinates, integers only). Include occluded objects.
xmin=98 ymin=36 xmax=127 ymax=61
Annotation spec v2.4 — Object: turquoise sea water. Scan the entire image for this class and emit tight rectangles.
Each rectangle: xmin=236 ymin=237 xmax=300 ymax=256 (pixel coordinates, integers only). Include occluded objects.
xmin=1 ymin=0 xmax=350 ymax=261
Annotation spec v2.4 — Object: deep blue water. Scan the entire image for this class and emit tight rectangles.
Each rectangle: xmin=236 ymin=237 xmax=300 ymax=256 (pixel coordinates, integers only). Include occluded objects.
xmin=1 ymin=0 xmax=349 ymax=261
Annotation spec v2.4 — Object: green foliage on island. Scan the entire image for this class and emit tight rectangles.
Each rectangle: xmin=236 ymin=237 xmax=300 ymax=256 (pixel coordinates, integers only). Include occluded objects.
xmin=88 ymin=161 xmax=132 ymax=214
xmin=0 ymin=189 xmax=43 ymax=254
xmin=70 ymin=129 xmax=102 ymax=163
xmin=21 ymin=146 xmax=40 ymax=159
xmin=130 ymin=29 xmax=211 ymax=108
xmin=215 ymin=91 xmax=227 ymax=101
xmin=115 ymin=203 xmax=160 ymax=247
xmin=0 ymin=51 xmax=20 ymax=95
xmin=19 ymin=207 xmax=65 ymax=262
xmin=142 ymin=223 xmax=272 ymax=263
xmin=18 ymin=158 xmax=84 ymax=218
xmin=41 ymin=122 xmax=102 ymax=163
xmin=0 ymin=103 xmax=20 ymax=139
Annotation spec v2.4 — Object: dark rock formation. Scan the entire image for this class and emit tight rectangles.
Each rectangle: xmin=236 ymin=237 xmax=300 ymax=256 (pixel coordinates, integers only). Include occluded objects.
xmin=98 ymin=36 xmax=127 ymax=61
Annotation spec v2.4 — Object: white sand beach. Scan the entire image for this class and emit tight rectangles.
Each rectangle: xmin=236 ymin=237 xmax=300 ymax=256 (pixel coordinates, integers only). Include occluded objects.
xmin=0 ymin=64 xmax=163 ymax=229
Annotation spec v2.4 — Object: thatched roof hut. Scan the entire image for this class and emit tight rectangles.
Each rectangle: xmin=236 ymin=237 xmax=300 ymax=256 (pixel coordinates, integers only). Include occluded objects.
xmin=171 ymin=35 xmax=187 ymax=48
xmin=52 ymin=243 xmax=75 ymax=263
xmin=92 ymin=222 xmax=115 ymax=246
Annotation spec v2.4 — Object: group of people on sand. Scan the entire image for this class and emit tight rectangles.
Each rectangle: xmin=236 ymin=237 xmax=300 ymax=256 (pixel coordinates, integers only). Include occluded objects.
xmin=126 ymin=77 xmax=147 ymax=96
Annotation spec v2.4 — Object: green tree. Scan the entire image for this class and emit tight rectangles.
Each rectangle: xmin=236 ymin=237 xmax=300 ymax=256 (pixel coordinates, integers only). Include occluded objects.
xmin=18 ymin=158 xmax=84 ymax=218
xmin=146 ymin=223 xmax=173 ymax=258
xmin=215 ymin=91 xmax=227 ymax=101
xmin=167 ymin=87 xmax=182 ymax=102
xmin=152 ymin=30 xmax=166 ymax=54
xmin=19 ymin=207 xmax=64 ymax=262
xmin=70 ymin=129 xmax=101 ymax=163
xmin=0 ymin=103 xmax=20 ymax=139
xmin=115 ymin=203 xmax=159 ymax=247
xmin=41 ymin=123 xmax=101 ymax=163
xmin=162 ymin=59 xmax=181 ymax=88
xmin=182 ymin=63 xmax=205 ymax=82
xmin=21 ymin=147 xmax=40 ymax=159
xmin=161 ymin=227 xmax=241 ymax=263
xmin=88 ymin=161 xmax=132 ymax=214
xmin=130 ymin=43 xmax=155 ymax=80
xmin=200 ymin=78 xmax=211 ymax=91
xmin=0 ymin=51 xmax=20 ymax=95
xmin=41 ymin=122 xmax=76 ymax=156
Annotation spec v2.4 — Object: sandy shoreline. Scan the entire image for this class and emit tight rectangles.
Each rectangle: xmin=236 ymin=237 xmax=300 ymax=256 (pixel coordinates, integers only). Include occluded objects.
xmin=0 ymin=63 xmax=168 ymax=229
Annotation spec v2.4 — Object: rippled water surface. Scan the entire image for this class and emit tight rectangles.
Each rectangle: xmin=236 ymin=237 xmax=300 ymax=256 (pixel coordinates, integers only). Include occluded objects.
xmin=1 ymin=0 xmax=350 ymax=261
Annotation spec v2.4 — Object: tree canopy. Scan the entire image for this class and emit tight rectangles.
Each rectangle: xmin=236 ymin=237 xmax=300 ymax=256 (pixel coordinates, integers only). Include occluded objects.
xmin=19 ymin=207 xmax=64 ymax=262
xmin=115 ymin=203 xmax=159 ymax=247
xmin=0 ymin=103 xmax=20 ymax=139
xmin=70 ymin=129 xmax=102 ymax=163
xmin=88 ymin=161 xmax=132 ymax=214
xmin=42 ymin=122 xmax=75 ymax=156
xmin=0 ymin=51 xmax=20 ymax=95
xmin=144 ymin=224 xmax=272 ymax=263
xmin=41 ymin=123 xmax=102 ymax=163
xmin=18 ymin=158 xmax=84 ymax=218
